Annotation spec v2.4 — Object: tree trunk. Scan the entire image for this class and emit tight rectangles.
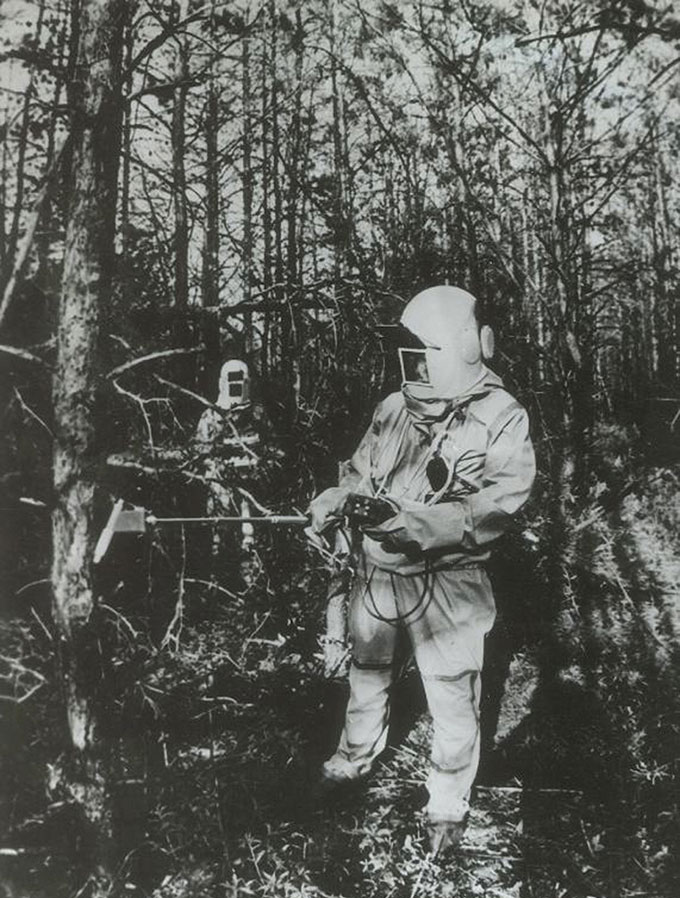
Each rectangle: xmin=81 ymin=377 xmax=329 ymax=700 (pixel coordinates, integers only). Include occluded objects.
xmin=52 ymin=0 xmax=127 ymax=884
xmin=652 ymin=140 xmax=675 ymax=385
xmin=286 ymin=8 xmax=304 ymax=407
xmin=36 ymin=0 xmax=70 ymax=284
xmin=242 ymin=25 xmax=253 ymax=351
xmin=2 ymin=0 xmax=47 ymax=291
xmin=202 ymin=19 xmax=220 ymax=309
xmin=270 ymin=0 xmax=284 ymax=379
xmin=260 ymin=23 xmax=272 ymax=373
xmin=172 ymin=0 xmax=190 ymax=307
xmin=0 ymin=121 xmax=7 ymax=269
xmin=119 ymin=11 xmax=135 ymax=261
xmin=329 ymin=1 xmax=346 ymax=292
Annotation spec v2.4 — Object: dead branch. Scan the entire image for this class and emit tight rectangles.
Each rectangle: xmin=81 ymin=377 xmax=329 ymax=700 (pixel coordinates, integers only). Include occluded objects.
xmin=0 ymin=344 xmax=51 ymax=369
xmin=106 ymin=345 xmax=204 ymax=379
xmin=16 ymin=578 xmax=50 ymax=596
xmin=160 ymin=524 xmax=187 ymax=652
xmin=153 ymin=373 xmax=214 ymax=410
xmin=106 ymin=455 xmax=160 ymax=477
xmin=13 ymin=387 xmax=54 ymax=438
xmin=125 ymin=8 xmax=207 ymax=78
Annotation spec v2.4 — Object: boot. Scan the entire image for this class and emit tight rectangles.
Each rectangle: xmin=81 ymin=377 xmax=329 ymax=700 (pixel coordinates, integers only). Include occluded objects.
xmin=425 ymin=815 xmax=468 ymax=857
xmin=316 ymin=754 xmax=369 ymax=802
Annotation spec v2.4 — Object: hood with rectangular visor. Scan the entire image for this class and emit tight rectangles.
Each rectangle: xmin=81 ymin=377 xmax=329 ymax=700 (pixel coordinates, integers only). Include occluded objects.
xmin=398 ymin=286 xmax=494 ymax=414
xmin=218 ymin=360 xmax=251 ymax=410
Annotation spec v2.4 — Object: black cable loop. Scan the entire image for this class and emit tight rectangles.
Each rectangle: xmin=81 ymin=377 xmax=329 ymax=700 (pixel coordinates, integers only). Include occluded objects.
xmin=361 ymin=553 xmax=435 ymax=626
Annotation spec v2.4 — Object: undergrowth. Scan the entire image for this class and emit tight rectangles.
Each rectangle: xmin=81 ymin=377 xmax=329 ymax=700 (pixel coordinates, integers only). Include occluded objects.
xmin=2 ymin=463 xmax=680 ymax=897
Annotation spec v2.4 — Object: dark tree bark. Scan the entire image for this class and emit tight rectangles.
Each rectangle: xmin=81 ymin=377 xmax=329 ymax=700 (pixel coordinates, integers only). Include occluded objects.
xmin=651 ymin=138 xmax=677 ymax=385
xmin=120 ymin=11 xmax=135 ymax=261
xmin=0 ymin=122 xmax=8 ymax=270
xmin=36 ymin=0 xmax=70 ymax=284
xmin=270 ymin=0 xmax=284 ymax=370
xmin=285 ymin=8 xmax=304 ymax=405
xmin=242 ymin=23 xmax=253 ymax=351
xmin=201 ymin=0 xmax=220 ymax=310
xmin=203 ymin=81 xmax=220 ymax=308
xmin=260 ymin=23 xmax=272 ymax=373
xmin=329 ymin=2 xmax=346 ymax=291
xmin=171 ymin=0 xmax=190 ymax=307
xmin=1 ymin=0 xmax=47 ymax=292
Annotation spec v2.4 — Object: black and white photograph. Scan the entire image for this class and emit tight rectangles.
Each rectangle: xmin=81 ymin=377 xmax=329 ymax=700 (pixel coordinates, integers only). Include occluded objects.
xmin=0 ymin=1 xmax=679 ymax=896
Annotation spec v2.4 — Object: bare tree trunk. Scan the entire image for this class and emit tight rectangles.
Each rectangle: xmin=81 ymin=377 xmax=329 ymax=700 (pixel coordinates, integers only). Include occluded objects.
xmin=202 ymin=11 xmax=220 ymax=309
xmin=52 ymin=0 xmax=127 ymax=885
xmin=329 ymin=1 xmax=346 ymax=292
xmin=120 ymin=11 xmax=135 ymax=260
xmin=269 ymin=0 xmax=284 ymax=382
xmin=652 ymin=137 xmax=675 ymax=385
xmin=286 ymin=8 xmax=304 ymax=406
xmin=260 ymin=24 xmax=272 ymax=373
xmin=242 ymin=24 xmax=253 ymax=351
xmin=36 ymin=0 xmax=69 ymax=283
xmin=0 ymin=118 xmax=7 ymax=270
xmin=2 ymin=0 xmax=47 ymax=291
xmin=172 ymin=0 xmax=190 ymax=307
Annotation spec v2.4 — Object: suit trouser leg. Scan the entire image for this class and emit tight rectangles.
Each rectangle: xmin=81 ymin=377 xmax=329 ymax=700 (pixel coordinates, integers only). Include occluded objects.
xmin=326 ymin=563 xmax=494 ymax=809
xmin=420 ymin=669 xmax=482 ymax=821
xmin=327 ymin=566 xmax=398 ymax=778
xmin=335 ymin=663 xmax=393 ymax=776
xmin=398 ymin=567 xmax=495 ymax=822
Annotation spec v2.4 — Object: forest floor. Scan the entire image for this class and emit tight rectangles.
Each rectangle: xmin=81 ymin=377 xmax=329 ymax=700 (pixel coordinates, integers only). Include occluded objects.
xmin=1 ymin=466 xmax=680 ymax=898
xmin=0 ymin=628 xmax=616 ymax=898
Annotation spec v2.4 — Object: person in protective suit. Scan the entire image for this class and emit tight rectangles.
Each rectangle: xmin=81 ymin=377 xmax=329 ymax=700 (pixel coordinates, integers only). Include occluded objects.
xmin=307 ymin=285 xmax=536 ymax=854
xmin=195 ymin=359 xmax=262 ymax=585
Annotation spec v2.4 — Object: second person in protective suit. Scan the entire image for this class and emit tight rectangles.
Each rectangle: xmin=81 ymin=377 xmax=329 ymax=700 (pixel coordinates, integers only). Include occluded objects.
xmin=308 ymin=285 xmax=536 ymax=855
xmin=195 ymin=359 xmax=264 ymax=586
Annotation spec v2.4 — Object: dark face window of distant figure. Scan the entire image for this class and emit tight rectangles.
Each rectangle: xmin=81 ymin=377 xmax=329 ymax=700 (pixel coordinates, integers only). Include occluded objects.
xmin=399 ymin=348 xmax=431 ymax=386
xmin=228 ymin=371 xmax=245 ymax=397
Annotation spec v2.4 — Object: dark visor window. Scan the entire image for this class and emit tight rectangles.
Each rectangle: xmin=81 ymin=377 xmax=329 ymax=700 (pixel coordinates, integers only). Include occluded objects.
xmin=399 ymin=348 xmax=431 ymax=385
xmin=227 ymin=371 xmax=245 ymax=396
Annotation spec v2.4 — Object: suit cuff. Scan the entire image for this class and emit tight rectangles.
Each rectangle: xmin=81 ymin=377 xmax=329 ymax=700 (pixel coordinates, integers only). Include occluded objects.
xmin=372 ymin=505 xmax=467 ymax=552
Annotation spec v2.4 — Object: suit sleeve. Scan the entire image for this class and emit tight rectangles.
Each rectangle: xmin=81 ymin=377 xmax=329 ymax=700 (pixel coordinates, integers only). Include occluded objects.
xmin=370 ymin=404 xmax=535 ymax=553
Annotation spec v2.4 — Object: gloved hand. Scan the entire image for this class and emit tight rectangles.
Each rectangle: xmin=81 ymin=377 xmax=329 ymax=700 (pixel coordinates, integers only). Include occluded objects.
xmin=342 ymin=493 xmax=399 ymax=528
xmin=364 ymin=518 xmax=422 ymax=558
xmin=307 ymin=486 xmax=352 ymax=535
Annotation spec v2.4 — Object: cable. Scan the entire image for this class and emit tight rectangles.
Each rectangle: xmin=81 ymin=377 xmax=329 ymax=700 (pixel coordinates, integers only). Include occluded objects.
xmin=360 ymin=554 xmax=435 ymax=626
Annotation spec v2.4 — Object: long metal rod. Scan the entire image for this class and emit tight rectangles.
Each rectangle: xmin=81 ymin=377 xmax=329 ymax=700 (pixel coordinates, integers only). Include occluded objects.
xmin=146 ymin=514 xmax=308 ymax=526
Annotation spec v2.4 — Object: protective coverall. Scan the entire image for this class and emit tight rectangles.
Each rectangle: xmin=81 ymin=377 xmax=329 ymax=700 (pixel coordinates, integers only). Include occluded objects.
xmin=309 ymin=286 xmax=535 ymax=845
xmin=195 ymin=360 xmax=261 ymax=583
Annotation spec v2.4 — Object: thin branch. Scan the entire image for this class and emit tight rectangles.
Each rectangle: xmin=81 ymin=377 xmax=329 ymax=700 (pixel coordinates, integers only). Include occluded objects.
xmin=0 ymin=345 xmax=51 ymax=369
xmin=13 ymin=387 xmax=54 ymax=438
xmin=112 ymin=379 xmax=159 ymax=448
xmin=125 ymin=9 xmax=207 ymax=78
xmin=516 ymin=25 xmax=602 ymax=47
xmin=153 ymin=373 xmax=215 ymax=410
xmin=106 ymin=345 xmax=204 ymax=379
xmin=161 ymin=524 xmax=187 ymax=651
